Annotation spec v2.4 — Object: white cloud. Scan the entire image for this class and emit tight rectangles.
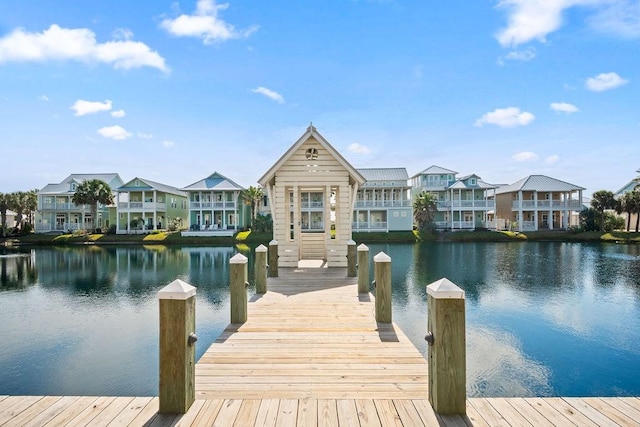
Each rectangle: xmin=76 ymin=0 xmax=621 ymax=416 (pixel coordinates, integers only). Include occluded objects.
xmin=348 ymin=143 xmax=371 ymax=155
xmin=97 ymin=125 xmax=131 ymax=140
xmin=499 ymin=47 xmax=537 ymax=64
xmin=585 ymin=72 xmax=628 ymax=92
xmin=0 ymin=24 xmax=168 ymax=72
xmin=112 ymin=28 xmax=133 ymax=41
xmin=587 ymin=1 xmax=640 ymax=38
xmin=546 ymin=155 xmax=560 ymax=164
xmin=38 ymin=95 xmax=49 ymax=101
xmin=474 ymin=107 xmax=535 ymax=128
xmin=111 ymin=109 xmax=126 ymax=118
xmin=251 ymin=86 xmax=284 ymax=103
xmin=160 ymin=0 xmax=258 ymax=44
xmin=137 ymin=132 xmax=153 ymax=139
xmin=71 ymin=99 xmax=112 ymax=116
xmin=550 ymin=102 xmax=579 ymax=113
xmin=162 ymin=140 xmax=175 ymax=148
xmin=513 ymin=151 xmax=539 ymax=162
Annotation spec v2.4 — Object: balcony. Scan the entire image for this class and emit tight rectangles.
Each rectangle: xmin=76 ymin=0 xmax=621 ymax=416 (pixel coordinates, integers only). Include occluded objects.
xmin=40 ymin=202 xmax=90 ymax=211
xmin=437 ymin=200 xmax=495 ymax=209
xmin=511 ymin=200 xmax=581 ymax=210
xmin=354 ymin=200 xmax=410 ymax=208
xmin=190 ymin=201 xmax=237 ymax=209
xmin=119 ymin=202 xmax=166 ymax=211
xmin=352 ymin=221 xmax=388 ymax=230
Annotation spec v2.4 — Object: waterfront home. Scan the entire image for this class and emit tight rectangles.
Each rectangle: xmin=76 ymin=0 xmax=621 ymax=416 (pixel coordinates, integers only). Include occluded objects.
xmin=614 ymin=169 xmax=640 ymax=230
xmin=35 ymin=173 xmax=123 ymax=233
xmin=495 ymin=175 xmax=584 ymax=231
xmin=180 ymin=172 xmax=249 ymax=236
xmin=410 ymin=166 xmax=497 ymax=230
xmin=115 ymin=178 xmax=188 ymax=234
xmin=353 ymin=168 xmax=413 ymax=232
xmin=258 ymin=124 xmax=365 ymax=267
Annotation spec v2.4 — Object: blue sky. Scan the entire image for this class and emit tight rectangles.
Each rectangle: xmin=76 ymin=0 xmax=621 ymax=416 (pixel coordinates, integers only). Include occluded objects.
xmin=1 ymin=0 xmax=638 ymax=196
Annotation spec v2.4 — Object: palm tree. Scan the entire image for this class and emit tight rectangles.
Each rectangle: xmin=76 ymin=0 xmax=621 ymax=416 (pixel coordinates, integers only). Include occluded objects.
xmin=8 ymin=191 xmax=27 ymax=232
xmin=617 ymin=192 xmax=633 ymax=231
xmin=0 ymin=192 xmax=10 ymax=237
xmin=71 ymin=179 xmax=114 ymax=233
xmin=591 ymin=190 xmax=617 ymax=232
xmin=413 ymin=191 xmax=438 ymax=231
xmin=241 ymin=186 xmax=264 ymax=223
xmin=630 ymin=190 xmax=640 ymax=232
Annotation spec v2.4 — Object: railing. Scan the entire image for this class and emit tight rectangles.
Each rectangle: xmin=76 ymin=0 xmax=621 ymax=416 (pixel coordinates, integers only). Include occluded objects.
xmin=301 ymin=201 xmax=324 ymax=209
xmin=40 ymin=203 xmax=90 ymax=211
xmin=354 ymin=200 xmax=410 ymax=208
xmin=437 ymin=200 xmax=495 ymax=209
xmin=352 ymin=221 xmax=388 ymax=230
xmin=514 ymin=221 xmax=537 ymax=231
xmin=418 ymin=180 xmax=452 ymax=188
xmin=512 ymin=200 xmax=581 ymax=209
xmin=119 ymin=202 xmax=166 ymax=210
xmin=190 ymin=201 xmax=237 ymax=209
xmin=35 ymin=223 xmax=85 ymax=232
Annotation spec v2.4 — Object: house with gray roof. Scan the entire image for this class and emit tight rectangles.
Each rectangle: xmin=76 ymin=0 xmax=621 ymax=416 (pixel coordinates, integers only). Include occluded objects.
xmin=495 ymin=175 xmax=584 ymax=231
xmin=410 ymin=166 xmax=497 ymax=230
xmin=35 ymin=173 xmax=124 ymax=233
xmin=180 ymin=172 xmax=248 ymax=236
xmin=353 ymin=168 xmax=412 ymax=232
xmin=115 ymin=177 xmax=188 ymax=234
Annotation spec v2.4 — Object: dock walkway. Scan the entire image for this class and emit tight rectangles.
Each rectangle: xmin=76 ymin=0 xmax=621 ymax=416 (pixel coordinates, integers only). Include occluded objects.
xmin=2 ymin=266 xmax=639 ymax=425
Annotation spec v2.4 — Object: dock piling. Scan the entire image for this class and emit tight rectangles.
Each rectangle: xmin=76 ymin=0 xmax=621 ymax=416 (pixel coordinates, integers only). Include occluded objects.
xmin=357 ymin=244 xmax=369 ymax=294
xmin=255 ymin=244 xmax=268 ymax=293
xmin=268 ymin=239 xmax=279 ymax=277
xmin=347 ymin=240 xmax=356 ymax=277
xmin=373 ymin=252 xmax=392 ymax=323
xmin=230 ymin=253 xmax=248 ymax=323
xmin=426 ymin=278 xmax=466 ymax=415
xmin=158 ymin=279 xmax=197 ymax=414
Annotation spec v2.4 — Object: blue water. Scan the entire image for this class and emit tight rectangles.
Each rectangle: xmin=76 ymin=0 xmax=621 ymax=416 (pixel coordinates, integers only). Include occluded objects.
xmin=1 ymin=242 xmax=639 ymax=397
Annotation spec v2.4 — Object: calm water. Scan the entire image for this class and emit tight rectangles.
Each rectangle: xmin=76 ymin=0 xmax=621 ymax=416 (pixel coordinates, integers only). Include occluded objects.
xmin=1 ymin=242 xmax=639 ymax=398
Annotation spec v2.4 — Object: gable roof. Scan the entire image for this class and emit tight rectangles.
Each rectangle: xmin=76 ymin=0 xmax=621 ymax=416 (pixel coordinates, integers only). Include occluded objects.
xmin=495 ymin=175 xmax=585 ymax=194
xmin=183 ymin=172 xmax=245 ymax=191
xmin=410 ymin=165 xmax=458 ymax=179
xmin=357 ymin=168 xmax=409 ymax=182
xmin=38 ymin=173 xmax=123 ymax=195
xmin=118 ymin=177 xmax=187 ymax=197
xmin=448 ymin=176 xmax=496 ymax=190
xmin=258 ymin=124 xmax=365 ymax=186
xmin=614 ymin=170 xmax=640 ymax=196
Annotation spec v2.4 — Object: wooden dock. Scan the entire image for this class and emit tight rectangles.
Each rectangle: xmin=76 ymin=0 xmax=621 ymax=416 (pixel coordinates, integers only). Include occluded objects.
xmin=2 ymin=266 xmax=640 ymax=425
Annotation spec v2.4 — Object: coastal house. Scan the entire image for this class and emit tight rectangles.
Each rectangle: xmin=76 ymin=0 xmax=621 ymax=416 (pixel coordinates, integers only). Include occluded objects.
xmin=180 ymin=172 xmax=248 ymax=236
xmin=410 ymin=166 xmax=497 ymax=230
xmin=494 ymin=175 xmax=584 ymax=231
xmin=35 ymin=173 xmax=123 ymax=233
xmin=614 ymin=169 xmax=640 ymax=231
xmin=115 ymin=178 xmax=188 ymax=234
xmin=258 ymin=125 xmax=366 ymax=267
xmin=353 ymin=168 xmax=413 ymax=232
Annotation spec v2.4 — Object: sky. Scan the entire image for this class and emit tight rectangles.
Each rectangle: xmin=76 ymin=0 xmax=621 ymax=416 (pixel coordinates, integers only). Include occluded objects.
xmin=1 ymin=0 xmax=639 ymax=197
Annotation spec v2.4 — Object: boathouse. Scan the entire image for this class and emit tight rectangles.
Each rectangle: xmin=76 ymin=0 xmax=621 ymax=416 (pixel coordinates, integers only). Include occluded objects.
xmin=258 ymin=125 xmax=365 ymax=267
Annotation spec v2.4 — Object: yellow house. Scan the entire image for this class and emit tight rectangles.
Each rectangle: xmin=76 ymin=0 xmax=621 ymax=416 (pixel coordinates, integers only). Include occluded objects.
xmin=258 ymin=125 xmax=365 ymax=267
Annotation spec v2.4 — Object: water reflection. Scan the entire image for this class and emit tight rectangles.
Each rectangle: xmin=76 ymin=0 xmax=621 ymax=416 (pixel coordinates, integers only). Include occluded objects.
xmin=0 ymin=249 xmax=38 ymax=290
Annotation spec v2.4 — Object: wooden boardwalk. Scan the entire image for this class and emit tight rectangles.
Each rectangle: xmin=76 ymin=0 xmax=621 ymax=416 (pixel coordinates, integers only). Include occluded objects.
xmin=2 ymin=266 xmax=640 ymax=425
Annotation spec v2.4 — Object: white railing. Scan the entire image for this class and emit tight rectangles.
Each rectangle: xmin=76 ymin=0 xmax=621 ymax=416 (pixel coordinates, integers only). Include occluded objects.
xmin=439 ymin=200 xmax=495 ymax=209
xmin=301 ymin=201 xmax=324 ymax=209
xmin=354 ymin=200 xmax=410 ymax=208
xmin=352 ymin=221 xmax=388 ymax=230
xmin=118 ymin=202 xmax=166 ymax=210
xmin=190 ymin=201 xmax=237 ymax=209
xmin=40 ymin=203 xmax=90 ymax=211
xmin=512 ymin=200 xmax=581 ymax=209
xmin=418 ymin=180 xmax=452 ymax=188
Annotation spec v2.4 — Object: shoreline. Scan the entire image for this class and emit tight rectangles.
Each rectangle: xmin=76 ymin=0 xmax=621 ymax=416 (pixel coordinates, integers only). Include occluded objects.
xmin=2 ymin=230 xmax=639 ymax=247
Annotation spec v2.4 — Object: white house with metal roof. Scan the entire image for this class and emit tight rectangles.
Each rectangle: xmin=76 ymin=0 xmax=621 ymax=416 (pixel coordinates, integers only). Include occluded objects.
xmin=614 ymin=169 xmax=640 ymax=231
xmin=353 ymin=168 xmax=412 ymax=232
xmin=258 ymin=125 xmax=366 ymax=267
xmin=410 ymin=166 xmax=497 ymax=230
xmin=35 ymin=173 xmax=123 ymax=233
xmin=495 ymin=175 xmax=584 ymax=231
xmin=115 ymin=177 xmax=188 ymax=234
xmin=181 ymin=171 xmax=248 ymax=236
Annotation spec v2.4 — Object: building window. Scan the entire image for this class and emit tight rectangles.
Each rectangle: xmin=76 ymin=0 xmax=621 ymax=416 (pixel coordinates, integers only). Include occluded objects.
xmin=305 ymin=148 xmax=319 ymax=160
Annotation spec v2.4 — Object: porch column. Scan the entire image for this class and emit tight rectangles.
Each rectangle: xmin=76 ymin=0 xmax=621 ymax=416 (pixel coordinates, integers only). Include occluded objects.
xmin=518 ymin=190 xmax=523 ymax=232
xmin=127 ymin=212 xmax=131 ymax=234
xmin=450 ymin=188 xmax=454 ymax=231
xmin=533 ymin=192 xmax=538 ymax=230
xmin=153 ymin=190 xmax=158 ymax=231
xmin=472 ymin=188 xmax=476 ymax=230
xmin=199 ymin=191 xmax=203 ymax=228
xmin=548 ymin=192 xmax=553 ymax=230
xmin=325 ymin=184 xmax=331 ymax=248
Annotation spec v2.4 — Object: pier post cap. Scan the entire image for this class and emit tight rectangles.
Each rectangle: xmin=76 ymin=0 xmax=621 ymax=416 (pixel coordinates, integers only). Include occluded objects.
xmin=256 ymin=244 xmax=268 ymax=252
xmin=269 ymin=239 xmax=278 ymax=245
xmin=158 ymin=279 xmax=196 ymax=300
xmin=230 ymin=253 xmax=248 ymax=264
xmin=427 ymin=278 xmax=465 ymax=299
xmin=373 ymin=252 xmax=391 ymax=263
xmin=347 ymin=239 xmax=356 ymax=246
xmin=357 ymin=243 xmax=369 ymax=251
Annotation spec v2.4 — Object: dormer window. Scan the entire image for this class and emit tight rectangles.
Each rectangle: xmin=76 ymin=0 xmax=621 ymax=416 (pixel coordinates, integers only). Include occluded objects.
xmin=470 ymin=178 xmax=477 ymax=185
xmin=71 ymin=183 xmax=77 ymax=191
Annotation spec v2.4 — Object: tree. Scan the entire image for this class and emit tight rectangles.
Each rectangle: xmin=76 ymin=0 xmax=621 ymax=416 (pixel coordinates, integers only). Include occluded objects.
xmin=71 ymin=179 xmax=114 ymax=233
xmin=590 ymin=190 xmax=617 ymax=232
xmin=413 ymin=191 xmax=438 ymax=231
xmin=0 ymin=193 xmax=9 ymax=237
xmin=241 ymin=186 xmax=264 ymax=223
